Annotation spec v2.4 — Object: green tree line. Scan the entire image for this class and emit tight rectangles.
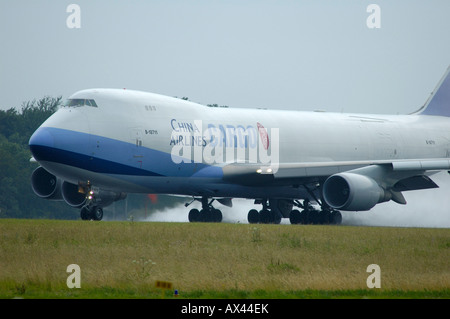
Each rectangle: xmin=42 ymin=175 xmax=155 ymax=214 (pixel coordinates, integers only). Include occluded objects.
xmin=0 ymin=96 xmax=79 ymax=219
xmin=0 ymin=97 xmax=184 ymax=220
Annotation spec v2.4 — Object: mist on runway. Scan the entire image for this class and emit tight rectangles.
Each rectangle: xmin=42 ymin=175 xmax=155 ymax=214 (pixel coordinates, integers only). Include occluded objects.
xmin=143 ymin=172 xmax=450 ymax=228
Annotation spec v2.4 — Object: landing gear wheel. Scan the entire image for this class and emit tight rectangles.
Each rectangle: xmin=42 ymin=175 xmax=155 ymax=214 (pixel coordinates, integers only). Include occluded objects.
xmin=317 ymin=210 xmax=327 ymax=224
xmin=299 ymin=210 xmax=307 ymax=224
xmin=80 ymin=205 xmax=103 ymax=221
xmin=188 ymin=208 xmax=222 ymax=223
xmin=248 ymin=209 xmax=260 ymax=224
xmin=331 ymin=210 xmax=342 ymax=225
xmin=259 ymin=209 xmax=271 ymax=224
xmin=80 ymin=206 xmax=90 ymax=220
xmin=273 ymin=215 xmax=282 ymax=224
xmin=301 ymin=209 xmax=311 ymax=224
xmin=258 ymin=209 xmax=281 ymax=224
xmin=201 ymin=208 xmax=214 ymax=222
xmin=187 ymin=197 xmax=224 ymax=223
xmin=318 ymin=208 xmax=332 ymax=225
xmin=92 ymin=206 xmax=103 ymax=221
xmin=212 ymin=209 xmax=223 ymax=223
xmin=188 ymin=208 xmax=200 ymax=222
xmin=289 ymin=209 xmax=302 ymax=224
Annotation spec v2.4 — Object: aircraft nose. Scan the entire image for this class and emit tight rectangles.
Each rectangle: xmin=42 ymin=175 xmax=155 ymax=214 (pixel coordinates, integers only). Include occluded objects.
xmin=29 ymin=127 xmax=55 ymax=162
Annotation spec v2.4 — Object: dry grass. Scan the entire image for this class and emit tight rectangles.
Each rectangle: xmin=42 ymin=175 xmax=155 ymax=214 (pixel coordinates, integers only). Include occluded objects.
xmin=0 ymin=219 xmax=449 ymax=297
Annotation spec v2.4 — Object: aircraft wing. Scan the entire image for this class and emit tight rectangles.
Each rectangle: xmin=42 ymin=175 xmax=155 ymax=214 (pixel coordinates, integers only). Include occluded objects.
xmin=222 ymin=158 xmax=450 ymax=191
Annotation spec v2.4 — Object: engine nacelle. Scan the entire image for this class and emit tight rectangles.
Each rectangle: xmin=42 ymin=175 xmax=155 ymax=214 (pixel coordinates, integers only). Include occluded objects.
xmin=322 ymin=173 xmax=387 ymax=211
xmin=62 ymin=181 xmax=87 ymax=208
xmin=31 ymin=166 xmax=62 ymax=200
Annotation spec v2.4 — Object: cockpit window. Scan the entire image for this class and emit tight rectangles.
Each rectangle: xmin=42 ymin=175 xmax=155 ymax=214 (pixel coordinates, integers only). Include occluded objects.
xmin=64 ymin=99 xmax=98 ymax=107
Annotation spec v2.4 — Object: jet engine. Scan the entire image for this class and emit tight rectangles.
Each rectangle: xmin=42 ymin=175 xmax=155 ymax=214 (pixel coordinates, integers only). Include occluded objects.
xmin=31 ymin=166 xmax=62 ymax=200
xmin=322 ymin=172 xmax=388 ymax=211
xmin=31 ymin=166 xmax=127 ymax=211
xmin=62 ymin=181 xmax=87 ymax=208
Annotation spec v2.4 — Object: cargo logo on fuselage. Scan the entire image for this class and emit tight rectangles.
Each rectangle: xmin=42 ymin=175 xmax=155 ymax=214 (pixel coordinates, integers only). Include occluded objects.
xmin=169 ymin=119 xmax=279 ymax=171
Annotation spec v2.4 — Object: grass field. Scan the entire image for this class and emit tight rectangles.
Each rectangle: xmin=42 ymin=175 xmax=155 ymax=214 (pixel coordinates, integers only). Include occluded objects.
xmin=0 ymin=219 xmax=449 ymax=299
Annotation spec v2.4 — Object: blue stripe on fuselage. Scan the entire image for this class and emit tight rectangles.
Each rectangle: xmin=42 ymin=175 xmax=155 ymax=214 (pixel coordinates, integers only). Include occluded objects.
xmin=29 ymin=127 xmax=222 ymax=178
xmin=30 ymin=144 xmax=161 ymax=176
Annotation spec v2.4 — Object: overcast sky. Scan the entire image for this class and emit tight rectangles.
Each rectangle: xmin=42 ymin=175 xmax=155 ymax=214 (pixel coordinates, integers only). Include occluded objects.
xmin=1 ymin=0 xmax=450 ymax=114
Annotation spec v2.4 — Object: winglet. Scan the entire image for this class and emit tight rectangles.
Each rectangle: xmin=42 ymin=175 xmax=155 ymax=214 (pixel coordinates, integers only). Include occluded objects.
xmin=417 ymin=66 xmax=450 ymax=117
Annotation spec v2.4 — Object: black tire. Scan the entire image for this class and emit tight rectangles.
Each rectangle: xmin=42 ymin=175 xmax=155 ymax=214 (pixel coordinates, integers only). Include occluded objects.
xmin=320 ymin=209 xmax=332 ymax=225
xmin=259 ymin=209 xmax=271 ymax=224
xmin=300 ymin=209 xmax=308 ymax=224
xmin=317 ymin=210 xmax=328 ymax=224
xmin=93 ymin=206 xmax=103 ymax=221
xmin=213 ymin=209 xmax=223 ymax=223
xmin=80 ymin=206 xmax=90 ymax=220
xmin=200 ymin=209 xmax=212 ymax=222
xmin=188 ymin=208 xmax=200 ymax=222
xmin=289 ymin=209 xmax=301 ymax=224
xmin=273 ymin=213 xmax=282 ymax=224
xmin=331 ymin=210 xmax=342 ymax=225
xmin=247 ymin=209 xmax=260 ymax=224
xmin=308 ymin=209 xmax=320 ymax=224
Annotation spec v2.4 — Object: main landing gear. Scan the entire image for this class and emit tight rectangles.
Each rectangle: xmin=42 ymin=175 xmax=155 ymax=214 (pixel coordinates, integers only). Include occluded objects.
xmin=246 ymin=198 xmax=342 ymax=225
xmin=187 ymin=197 xmax=223 ymax=223
xmin=247 ymin=199 xmax=282 ymax=224
xmin=288 ymin=199 xmax=342 ymax=225
xmin=185 ymin=196 xmax=341 ymax=225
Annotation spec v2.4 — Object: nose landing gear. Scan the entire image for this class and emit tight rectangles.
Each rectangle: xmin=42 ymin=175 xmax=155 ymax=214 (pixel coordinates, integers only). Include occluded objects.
xmin=80 ymin=204 xmax=103 ymax=221
xmin=79 ymin=186 xmax=103 ymax=221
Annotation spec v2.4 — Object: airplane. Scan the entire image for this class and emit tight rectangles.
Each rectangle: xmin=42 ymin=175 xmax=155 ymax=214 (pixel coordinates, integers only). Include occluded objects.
xmin=29 ymin=66 xmax=450 ymax=224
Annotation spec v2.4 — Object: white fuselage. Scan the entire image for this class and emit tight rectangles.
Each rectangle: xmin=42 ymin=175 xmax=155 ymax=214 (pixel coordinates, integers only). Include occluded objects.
xmin=31 ymin=88 xmax=450 ymax=199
